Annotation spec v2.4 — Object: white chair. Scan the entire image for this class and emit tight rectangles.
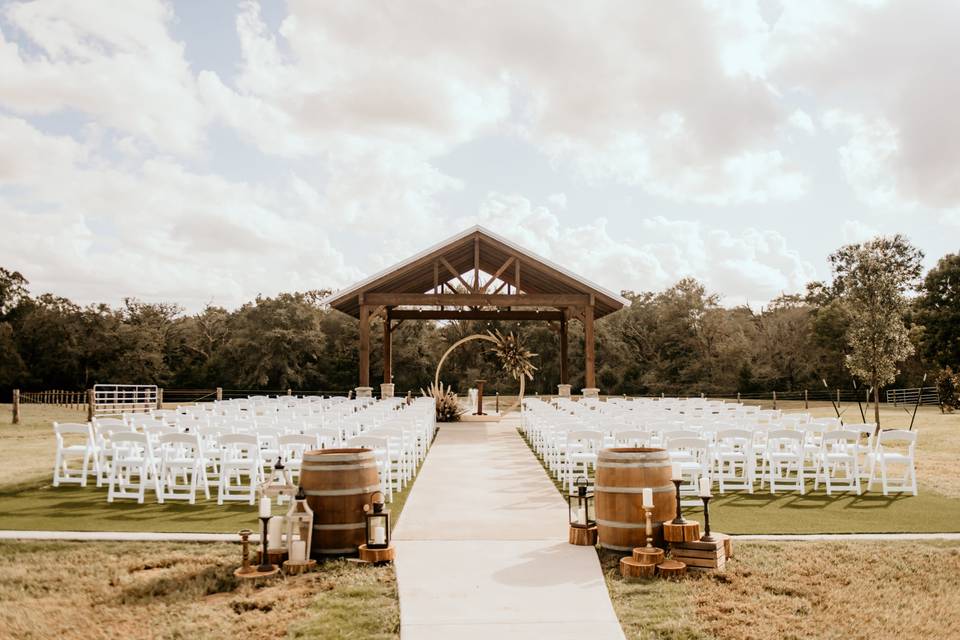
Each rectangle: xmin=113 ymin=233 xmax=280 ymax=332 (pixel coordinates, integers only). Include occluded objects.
xmin=843 ymin=423 xmax=877 ymax=480
xmin=715 ymin=429 xmax=755 ymax=493
xmin=158 ymin=433 xmax=210 ymax=504
xmin=613 ymin=430 xmax=653 ymax=448
xmin=218 ymin=434 xmax=261 ymax=505
xmin=348 ymin=435 xmax=393 ymax=501
xmin=870 ymin=430 xmax=918 ymax=496
xmin=107 ymin=432 xmax=163 ymax=504
xmin=760 ymin=430 xmax=805 ymax=494
xmin=814 ymin=430 xmax=860 ymax=495
xmin=668 ymin=436 xmax=711 ymax=497
xmin=565 ymin=430 xmax=604 ymax=492
xmin=52 ymin=422 xmax=95 ymax=487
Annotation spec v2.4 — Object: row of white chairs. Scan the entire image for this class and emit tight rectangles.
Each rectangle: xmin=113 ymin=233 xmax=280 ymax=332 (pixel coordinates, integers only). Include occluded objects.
xmin=522 ymin=398 xmax=918 ymax=496
xmin=52 ymin=395 xmax=437 ymax=505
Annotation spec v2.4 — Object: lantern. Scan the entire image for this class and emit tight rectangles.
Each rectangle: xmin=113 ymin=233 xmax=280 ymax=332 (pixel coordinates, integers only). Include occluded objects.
xmin=285 ymin=486 xmax=314 ymax=562
xmin=260 ymin=457 xmax=295 ymax=503
xmin=363 ymin=491 xmax=391 ymax=549
xmin=567 ymin=476 xmax=595 ymax=528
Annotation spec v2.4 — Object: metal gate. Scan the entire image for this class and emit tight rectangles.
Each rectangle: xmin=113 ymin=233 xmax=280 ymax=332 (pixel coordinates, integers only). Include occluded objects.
xmin=93 ymin=384 xmax=158 ymax=415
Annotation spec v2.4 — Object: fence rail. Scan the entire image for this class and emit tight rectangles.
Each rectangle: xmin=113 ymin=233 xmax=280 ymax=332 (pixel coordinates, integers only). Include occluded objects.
xmin=17 ymin=389 xmax=87 ymax=409
xmin=885 ymin=386 xmax=940 ymax=407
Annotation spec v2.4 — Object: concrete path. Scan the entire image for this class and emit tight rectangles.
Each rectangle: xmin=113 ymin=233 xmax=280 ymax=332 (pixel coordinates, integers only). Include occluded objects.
xmin=392 ymin=420 xmax=625 ymax=640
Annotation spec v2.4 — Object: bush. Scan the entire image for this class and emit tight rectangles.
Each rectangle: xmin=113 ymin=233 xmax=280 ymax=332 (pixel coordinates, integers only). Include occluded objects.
xmin=936 ymin=367 xmax=960 ymax=413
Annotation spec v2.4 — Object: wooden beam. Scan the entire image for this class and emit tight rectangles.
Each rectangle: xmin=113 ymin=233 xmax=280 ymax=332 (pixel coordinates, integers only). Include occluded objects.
xmin=473 ymin=236 xmax=480 ymax=293
xmin=433 ymin=260 xmax=439 ymax=295
xmin=388 ymin=309 xmax=564 ymax=321
xmin=481 ymin=256 xmax=515 ymax=293
xmin=364 ymin=293 xmax=590 ymax=306
xmin=583 ymin=305 xmax=595 ymax=389
xmin=359 ymin=305 xmax=370 ymax=387
xmin=492 ymin=279 xmax=509 ymax=295
xmin=560 ymin=319 xmax=569 ymax=385
xmin=383 ymin=311 xmax=392 ymax=384
xmin=439 ymin=256 xmax=472 ymax=292
xmin=515 ymin=258 xmax=521 ymax=293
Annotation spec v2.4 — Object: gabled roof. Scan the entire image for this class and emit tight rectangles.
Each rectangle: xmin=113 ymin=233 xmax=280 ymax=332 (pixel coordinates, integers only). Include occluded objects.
xmin=322 ymin=225 xmax=629 ymax=318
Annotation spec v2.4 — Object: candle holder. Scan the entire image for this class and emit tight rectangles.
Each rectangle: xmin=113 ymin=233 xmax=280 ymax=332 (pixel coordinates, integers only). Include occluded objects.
xmin=257 ymin=516 xmax=274 ymax=572
xmin=643 ymin=506 xmax=655 ymax=548
xmin=671 ymin=479 xmax=689 ymax=525
xmin=236 ymin=528 xmax=253 ymax=575
xmin=700 ymin=495 xmax=716 ymax=543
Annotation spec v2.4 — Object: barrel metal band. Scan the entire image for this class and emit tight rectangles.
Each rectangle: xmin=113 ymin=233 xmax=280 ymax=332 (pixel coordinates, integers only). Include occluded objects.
xmin=300 ymin=463 xmax=379 ymax=471
xmin=597 ymin=461 xmax=671 ymax=468
xmin=594 ymin=484 xmax=674 ymax=494
xmin=313 ymin=522 xmax=366 ymax=531
xmin=303 ymin=484 xmax=382 ymax=497
xmin=303 ymin=454 xmax=372 ymax=463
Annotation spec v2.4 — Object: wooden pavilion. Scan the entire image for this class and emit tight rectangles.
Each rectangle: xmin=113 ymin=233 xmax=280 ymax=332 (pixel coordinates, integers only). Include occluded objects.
xmin=322 ymin=226 xmax=628 ymax=396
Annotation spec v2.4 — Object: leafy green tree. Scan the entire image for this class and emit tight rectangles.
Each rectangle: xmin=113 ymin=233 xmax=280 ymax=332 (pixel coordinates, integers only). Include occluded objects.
xmin=916 ymin=253 xmax=960 ymax=369
xmin=830 ymin=235 xmax=924 ymax=428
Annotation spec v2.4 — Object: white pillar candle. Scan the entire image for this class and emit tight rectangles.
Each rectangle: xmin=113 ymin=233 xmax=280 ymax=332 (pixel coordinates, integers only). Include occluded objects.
xmin=671 ymin=463 xmax=682 ymax=481
xmin=258 ymin=496 xmax=271 ymax=518
xmin=577 ymin=506 xmax=586 ymax=525
xmin=642 ymin=487 xmax=654 ymax=509
xmin=698 ymin=477 xmax=712 ymax=498
xmin=373 ymin=526 xmax=386 ymax=545
xmin=290 ymin=540 xmax=306 ymax=563
xmin=268 ymin=516 xmax=284 ymax=549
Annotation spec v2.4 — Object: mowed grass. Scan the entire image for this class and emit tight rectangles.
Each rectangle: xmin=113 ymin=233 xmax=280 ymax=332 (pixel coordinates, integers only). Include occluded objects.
xmin=601 ymin=540 xmax=960 ymax=640
xmin=0 ymin=540 xmax=399 ymax=640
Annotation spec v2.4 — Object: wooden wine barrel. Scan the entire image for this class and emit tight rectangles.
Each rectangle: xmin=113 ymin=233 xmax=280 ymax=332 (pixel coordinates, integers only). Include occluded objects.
xmin=595 ymin=447 xmax=676 ymax=552
xmin=300 ymin=448 xmax=381 ymax=556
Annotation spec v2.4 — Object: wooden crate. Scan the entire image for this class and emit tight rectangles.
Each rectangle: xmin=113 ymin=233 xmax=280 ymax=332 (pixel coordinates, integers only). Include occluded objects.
xmin=669 ymin=538 xmax=725 ymax=570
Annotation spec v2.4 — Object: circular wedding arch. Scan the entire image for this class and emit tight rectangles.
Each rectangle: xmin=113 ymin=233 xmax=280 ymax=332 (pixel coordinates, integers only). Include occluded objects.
xmin=433 ymin=334 xmax=527 ymax=415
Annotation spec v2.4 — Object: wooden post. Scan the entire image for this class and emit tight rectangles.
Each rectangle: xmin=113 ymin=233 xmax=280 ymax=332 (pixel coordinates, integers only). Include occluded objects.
xmin=383 ymin=317 xmax=392 ymax=384
xmin=216 ymin=387 xmax=223 ymax=401
xmin=804 ymin=389 xmax=808 ymax=409
xmin=559 ymin=318 xmax=568 ymax=385
xmin=772 ymin=390 xmax=777 ymax=410
xmin=584 ymin=305 xmax=596 ymax=389
xmin=836 ymin=388 xmax=840 ymax=408
xmin=87 ymin=389 xmax=94 ymax=422
xmin=287 ymin=388 xmax=292 ymax=396
xmin=12 ymin=389 xmax=20 ymax=424
xmin=737 ymin=391 xmax=741 ymax=402
xmin=359 ymin=304 xmax=370 ymax=387
xmin=157 ymin=388 xmax=163 ymax=410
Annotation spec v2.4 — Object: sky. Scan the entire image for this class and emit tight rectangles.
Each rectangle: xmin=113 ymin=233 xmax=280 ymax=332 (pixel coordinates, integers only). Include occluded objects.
xmin=1 ymin=0 xmax=958 ymax=312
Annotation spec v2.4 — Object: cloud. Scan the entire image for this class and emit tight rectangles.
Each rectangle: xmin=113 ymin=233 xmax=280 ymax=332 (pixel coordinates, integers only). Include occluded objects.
xmin=457 ymin=193 xmax=815 ymax=303
xmin=0 ymin=0 xmax=209 ymax=155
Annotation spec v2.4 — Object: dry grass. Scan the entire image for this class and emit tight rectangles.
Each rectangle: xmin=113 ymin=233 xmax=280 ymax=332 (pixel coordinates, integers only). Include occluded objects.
xmin=0 ymin=540 xmax=399 ymax=640
xmin=604 ymin=540 xmax=960 ymax=640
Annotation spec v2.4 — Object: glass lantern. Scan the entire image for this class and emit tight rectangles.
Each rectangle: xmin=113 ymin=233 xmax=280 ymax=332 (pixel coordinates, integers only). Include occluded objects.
xmin=363 ymin=491 xmax=391 ymax=549
xmin=285 ymin=486 xmax=314 ymax=562
xmin=260 ymin=457 xmax=295 ymax=503
xmin=567 ymin=476 xmax=595 ymax=529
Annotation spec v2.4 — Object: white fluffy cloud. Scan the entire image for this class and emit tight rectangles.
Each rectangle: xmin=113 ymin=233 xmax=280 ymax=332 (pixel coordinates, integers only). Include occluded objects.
xmin=458 ymin=193 xmax=815 ymax=304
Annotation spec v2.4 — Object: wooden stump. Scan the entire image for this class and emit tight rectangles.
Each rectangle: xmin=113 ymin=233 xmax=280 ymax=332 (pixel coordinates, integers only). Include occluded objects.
xmin=620 ymin=556 xmax=656 ymax=580
xmin=358 ymin=544 xmax=396 ymax=564
xmin=632 ymin=547 xmax=665 ymax=566
xmin=569 ymin=525 xmax=598 ymax=546
xmin=282 ymin=559 xmax=317 ymax=576
xmin=657 ymin=559 xmax=687 ymax=579
xmin=234 ymin=565 xmax=280 ymax=580
xmin=662 ymin=520 xmax=700 ymax=543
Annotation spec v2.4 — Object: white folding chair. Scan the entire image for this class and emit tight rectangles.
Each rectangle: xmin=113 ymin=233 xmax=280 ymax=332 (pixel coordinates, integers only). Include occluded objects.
xmin=347 ymin=435 xmax=393 ymax=502
xmin=158 ymin=432 xmax=210 ymax=504
xmin=279 ymin=434 xmax=315 ymax=485
xmin=218 ymin=434 xmax=261 ymax=505
xmin=814 ymin=430 xmax=860 ymax=495
xmin=107 ymin=432 xmax=162 ymax=504
xmin=565 ymin=430 xmax=604 ymax=492
xmin=52 ymin=422 xmax=95 ymax=487
xmin=715 ymin=429 xmax=755 ymax=493
xmin=760 ymin=430 xmax=805 ymax=494
xmin=870 ymin=430 xmax=918 ymax=496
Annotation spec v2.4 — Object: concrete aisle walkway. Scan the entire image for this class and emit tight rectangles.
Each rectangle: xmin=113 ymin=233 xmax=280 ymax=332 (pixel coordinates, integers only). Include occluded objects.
xmin=393 ymin=419 xmax=625 ymax=640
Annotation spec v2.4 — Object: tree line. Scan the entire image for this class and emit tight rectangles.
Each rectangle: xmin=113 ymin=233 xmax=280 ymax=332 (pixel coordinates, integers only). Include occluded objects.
xmin=1 ymin=236 xmax=958 ymax=412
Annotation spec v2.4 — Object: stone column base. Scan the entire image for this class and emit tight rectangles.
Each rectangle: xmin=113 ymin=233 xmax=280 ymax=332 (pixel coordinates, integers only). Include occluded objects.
xmin=557 ymin=384 xmax=572 ymax=398
xmin=355 ymin=386 xmax=373 ymax=399
xmin=380 ymin=383 xmax=395 ymax=399
xmin=581 ymin=387 xmax=600 ymax=399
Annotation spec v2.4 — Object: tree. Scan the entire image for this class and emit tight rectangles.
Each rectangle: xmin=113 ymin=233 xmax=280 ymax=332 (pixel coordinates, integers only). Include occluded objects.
xmin=916 ymin=253 xmax=960 ymax=369
xmin=830 ymin=235 xmax=924 ymax=429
